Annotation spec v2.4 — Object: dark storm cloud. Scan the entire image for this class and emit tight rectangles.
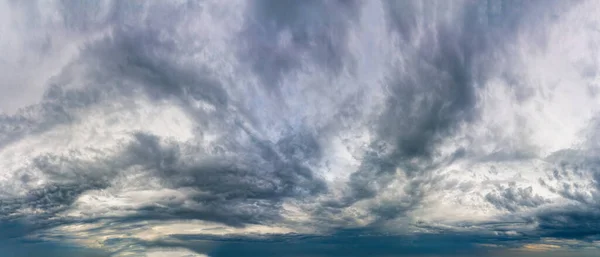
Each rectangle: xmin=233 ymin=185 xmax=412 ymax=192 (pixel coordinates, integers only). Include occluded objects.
xmin=379 ymin=0 xmax=566 ymax=161
xmin=121 ymin=131 xmax=326 ymax=227
xmin=311 ymin=0 xmax=554 ymax=224
xmin=2 ymin=0 xmax=599 ymax=256
xmin=51 ymin=9 xmax=340 ymax=227
xmin=486 ymin=183 xmax=550 ymax=212
xmin=81 ymin=27 xmax=229 ymax=108
xmin=240 ymin=0 xmax=359 ymax=89
xmin=533 ymin=207 xmax=600 ymax=239
xmin=0 ymin=126 xmax=329 ymax=256
xmin=2 ymin=0 xmax=554 ymax=234
xmin=379 ymin=0 xmax=535 ymax=160
xmin=0 ymin=153 xmax=117 ymax=233
xmin=0 ymin=183 xmax=103 ymax=221
xmin=7 ymin=0 xmax=231 ymax=119
xmin=0 ymin=127 xmax=327 ymax=227
xmin=0 ymin=0 xmax=330 ymax=239
xmin=529 ymin=148 xmax=600 ymax=240
xmin=476 ymin=143 xmax=600 ymax=241
xmin=0 ymin=2 xmax=159 ymax=149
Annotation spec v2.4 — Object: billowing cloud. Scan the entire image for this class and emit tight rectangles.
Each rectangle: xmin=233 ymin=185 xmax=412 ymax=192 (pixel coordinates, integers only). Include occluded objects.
xmin=2 ymin=0 xmax=600 ymax=256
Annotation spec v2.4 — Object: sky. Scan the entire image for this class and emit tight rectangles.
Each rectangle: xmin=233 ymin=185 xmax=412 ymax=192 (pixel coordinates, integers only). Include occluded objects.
xmin=1 ymin=0 xmax=600 ymax=256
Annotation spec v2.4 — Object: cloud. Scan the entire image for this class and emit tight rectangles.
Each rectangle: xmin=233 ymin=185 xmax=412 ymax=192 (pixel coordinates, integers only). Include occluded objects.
xmin=240 ymin=0 xmax=360 ymax=89
xmin=2 ymin=0 xmax=600 ymax=256
xmin=485 ymin=184 xmax=550 ymax=212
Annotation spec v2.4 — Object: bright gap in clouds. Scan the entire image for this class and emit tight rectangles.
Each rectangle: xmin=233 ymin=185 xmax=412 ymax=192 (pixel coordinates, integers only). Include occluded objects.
xmin=2 ymin=0 xmax=600 ymax=256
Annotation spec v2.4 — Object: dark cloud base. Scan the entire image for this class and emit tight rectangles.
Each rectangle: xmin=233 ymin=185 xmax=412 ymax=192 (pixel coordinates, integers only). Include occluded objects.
xmin=103 ymin=230 xmax=600 ymax=257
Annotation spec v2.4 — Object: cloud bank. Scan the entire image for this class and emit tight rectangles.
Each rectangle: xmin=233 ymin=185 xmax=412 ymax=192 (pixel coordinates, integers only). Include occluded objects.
xmin=2 ymin=0 xmax=600 ymax=256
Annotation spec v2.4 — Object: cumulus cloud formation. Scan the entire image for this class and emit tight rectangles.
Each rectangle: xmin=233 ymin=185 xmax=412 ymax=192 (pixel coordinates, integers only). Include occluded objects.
xmin=2 ymin=0 xmax=600 ymax=256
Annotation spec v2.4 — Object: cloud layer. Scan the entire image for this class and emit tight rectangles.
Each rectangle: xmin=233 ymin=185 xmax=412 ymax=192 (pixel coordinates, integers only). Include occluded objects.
xmin=2 ymin=0 xmax=600 ymax=256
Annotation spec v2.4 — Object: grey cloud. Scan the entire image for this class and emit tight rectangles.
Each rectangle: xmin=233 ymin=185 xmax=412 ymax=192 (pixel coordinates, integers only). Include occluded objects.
xmin=82 ymin=27 xmax=229 ymax=106
xmin=2 ymin=123 xmax=326 ymax=224
xmin=314 ymin=0 xmax=546 ymax=223
xmin=540 ymin=149 xmax=600 ymax=206
xmin=240 ymin=0 xmax=359 ymax=89
xmin=485 ymin=184 xmax=550 ymax=212
xmin=381 ymin=0 xmax=564 ymax=161
xmin=501 ymin=147 xmax=600 ymax=239
xmin=379 ymin=0 xmax=516 ymax=160
xmin=1 ymin=0 xmax=332 ymax=234
xmin=5 ymin=0 xmax=230 ymax=121
xmin=1 ymin=0 xmax=599 ymax=256
xmin=0 ymin=2 xmax=161 ymax=148
xmin=0 ymin=128 xmax=328 ymax=246
xmin=0 ymin=85 xmax=106 ymax=149
xmin=124 ymin=131 xmax=326 ymax=226
xmin=0 ymin=183 xmax=101 ymax=220
xmin=0 ymin=152 xmax=117 ymax=226
xmin=533 ymin=207 xmax=600 ymax=239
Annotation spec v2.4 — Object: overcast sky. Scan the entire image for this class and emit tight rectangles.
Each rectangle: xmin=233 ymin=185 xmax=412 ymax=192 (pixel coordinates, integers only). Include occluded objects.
xmin=1 ymin=0 xmax=600 ymax=256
